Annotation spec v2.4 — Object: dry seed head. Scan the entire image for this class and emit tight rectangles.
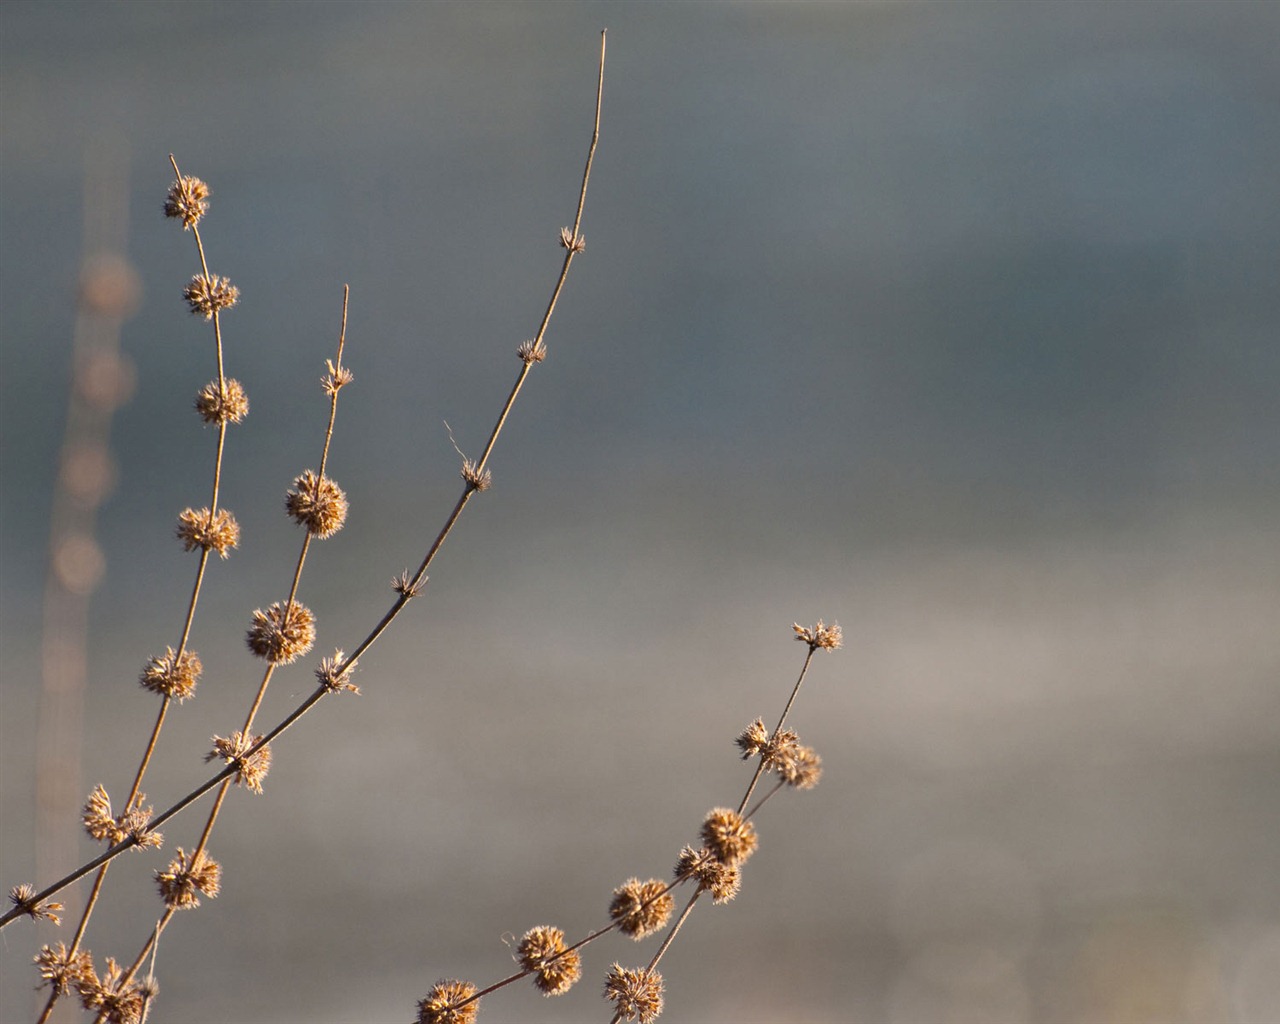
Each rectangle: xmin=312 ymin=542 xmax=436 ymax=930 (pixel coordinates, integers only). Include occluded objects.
xmin=76 ymin=956 xmax=145 ymax=1024
xmin=155 ymin=847 xmax=222 ymax=910
xmin=322 ymin=359 xmax=354 ymax=396
xmin=8 ymin=884 xmax=62 ymax=925
xmin=285 ymin=470 xmax=349 ymax=538
xmin=194 ymin=378 xmax=249 ymax=425
xmin=206 ymin=732 xmax=272 ymax=793
xmin=779 ymin=743 xmax=823 ymax=790
xmin=82 ymin=786 xmax=162 ymax=849
xmin=792 ymin=619 xmax=843 ymax=651
xmin=163 ymin=175 xmax=209 ymax=229
xmin=460 ymin=459 xmax=492 ymax=493
xmin=609 ymin=878 xmax=675 ymax=940
xmin=392 ymin=570 xmax=426 ymax=598
xmin=517 ymin=925 xmax=582 ymax=996
xmin=245 ymin=600 xmax=316 ymax=664
xmin=35 ymin=943 xmax=95 ymax=995
xmin=316 ymin=648 xmax=359 ymax=694
xmin=673 ymin=845 xmax=741 ymax=903
xmin=183 ymin=274 xmax=239 ymax=319
xmin=416 ymin=979 xmax=479 ymax=1024
xmin=603 ymin=965 xmax=664 ymax=1024
xmin=700 ymin=807 xmax=758 ymax=867
xmin=559 ymin=226 xmax=586 ymax=253
xmin=517 ymin=338 xmax=547 ymax=364
xmin=139 ymin=647 xmax=202 ymax=701
xmin=175 ymin=507 xmax=239 ymax=558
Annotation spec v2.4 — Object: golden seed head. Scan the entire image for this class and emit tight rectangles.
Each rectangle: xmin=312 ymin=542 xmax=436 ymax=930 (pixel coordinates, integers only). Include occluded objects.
xmin=792 ymin=619 xmax=843 ymax=651
xmin=183 ymin=274 xmax=239 ymax=319
xmin=194 ymin=378 xmax=249 ymax=425
xmin=603 ymin=964 xmax=664 ymax=1024
xmin=735 ymin=718 xmax=770 ymax=759
xmin=516 ymin=925 xmax=582 ymax=996
xmin=155 ymin=847 xmax=222 ymax=910
xmin=8 ymin=884 xmax=62 ymax=925
xmin=700 ymin=807 xmax=758 ymax=867
xmin=517 ymin=339 xmax=547 ymax=364
xmin=175 ymin=507 xmax=240 ymax=558
xmin=35 ymin=943 xmax=95 ymax=995
xmin=139 ymin=647 xmax=202 ymax=702
xmin=76 ymin=956 xmax=145 ymax=1024
xmin=316 ymin=649 xmax=359 ymax=695
xmin=81 ymin=785 xmax=162 ymax=850
xmin=416 ymin=979 xmax=480 ymax=1024
xmin=245 ymin=600 xmax=316 ymax=664
xmin=163 ymin=175 xmax=209 ymax=229
xmin=460 ymin=459 xmax=492 ymax=493
xmin=206 ymin=732 xmax=272 ymax=794
xmin=779 ymin=744 xmax=823 ymax=790
xmin=322 ymin=360 xmax=354 ymax=396
xmin=673 ymin=845 xmax=741 ymax=903
xmin=559 ymin=226 xmax=586 ymax=253
xmin=285 ymin=470 xmax=349 ymax=538
xmin=609 ymin=878 xmax=675 ymax=940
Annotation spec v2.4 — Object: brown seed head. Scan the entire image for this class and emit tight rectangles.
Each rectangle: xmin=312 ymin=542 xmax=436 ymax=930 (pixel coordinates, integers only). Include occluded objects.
xmin=195 ymin=378 xmax=249 ymax=425
xmin=322 ymin=359 xmax=354 ymax=396
xmin=603 ymin=964 xmax=664 ymax=1024
xmin=460 ymin=459 xmax=492 ymax=493
xmin=245 ymin=600 xmax=316 ymax=664
xmin=35 ymin=943 xmax=95 ymax=995
xmin=316 ymin=649 xmax=359 ymax=694
xmin=516 ymin=925 xmax=582 ymax=996
xmin=155 ymin=847 xmax=222 ymax=910
xmin=183 ymin=274 xmax=239 ymax=319
xmin=8 ymin=884 xmax=63 ymax=925
xmin=76 ymin=956 xmax=145 ymax=1024
xmin=673 ymin=845 xmax=741 ymax=904
xmin=206 ymin=732 xmax=272 ymax=794
xmin=792 ymin=619 xmax=843 ymax=651
xmin=517 ymin=339 xmax=547 ymax=364
xmin=609 ymin=878 xmax=675 ymax=940
xmin=139 ymin=647 xmax=202 ymax=702
xmin=559 ymin=226 xmax=586 ymax=253
xmin=81 ymin=786 xmax=162 ymax=849
xmin=415 ymin=979 xmax=479 ymax=1024
xmin=285 ymin=470 xmax=349 ymax=538
xmin=700 ymin=807 xmax=758 ymax=867
xmin=392 ymin=570 xmax=427 ymax=598
xmin=175 ymin=507 xmax=240 ymax=558
xmin=164 ymin=175 xmax=209 ymax=229
xmin=779 ymin=744 xmax=823 ymax=790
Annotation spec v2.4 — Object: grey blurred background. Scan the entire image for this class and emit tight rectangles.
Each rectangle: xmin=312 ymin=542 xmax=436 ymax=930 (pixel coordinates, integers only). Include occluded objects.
xmin=2 ymin=2 xmax=1278 ymax=1022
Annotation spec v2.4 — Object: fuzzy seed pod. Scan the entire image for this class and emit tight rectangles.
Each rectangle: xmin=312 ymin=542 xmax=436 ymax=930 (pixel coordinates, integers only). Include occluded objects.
xmin=415 ymin=979 xmax=479 ymax=1024
xmin=195 ymin=378 xmax=249 ymax=425
xmin=164 ymin=175 xmax=209 ymax=229
xmin=155 ymin=847 xmax=221 ymax=910
xmin=700 ymin=807 xmax=758 ymax=867
xmin=175 ymin=507 xmax=239 ymax=558
xmin=517 ymin=925 xmax=582 ymax=996
xmin=285 ymin=470 xmax=348 ymax=538
xmin=139 ymin=647 xmax=202 ymax=702
xmin=245 ymin=601 xmax=316 ymax=664
xmin=206 ymin=732 xmax=272 ymax=794
xmin=609 ymin=878 xmax=674 ymax=940
xmin=183 ymin=274 xmax=239 ymax=319
xmin=603 ymin=965 xmax=664 ymax=1023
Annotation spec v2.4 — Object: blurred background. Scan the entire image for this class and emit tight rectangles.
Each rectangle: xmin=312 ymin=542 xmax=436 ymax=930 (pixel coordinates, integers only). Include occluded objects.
xmin=2 ymin=2 xmax=1278 ymax=1021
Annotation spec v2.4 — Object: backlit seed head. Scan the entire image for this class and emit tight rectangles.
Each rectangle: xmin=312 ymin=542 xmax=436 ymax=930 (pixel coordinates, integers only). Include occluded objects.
xmin=164 ymin=175 xmax=209 ymax=229
xmin=206 ymin=732 xmax=272 ymax=794
xmin=322 ymin=360 xmax=354 ymax=396
xmin=392 ymin=570 xmax=426 ymax=598
xmin=779 ymin=743 xmax=823 ymax=789
xmin=603 ymin=964 xmax=664 ymax=1024
xmin=673 ymin=845 xmax=742 ymax=903
xmin=81 ymin=785 xmax=162 ymax=850
xmin=517 ymin=925 xmax=582 ymax=996
xmin=139 ymin=647 xmax=202 ymax=702
xmin=316 ymin=649 xmax=359 ymax=694
xmin=76 ymin=956 xmax=144 ymax=1024
xmin=559 ymin=226 xmax=586 ymax=253
xmin=700 ymin=807 xmax=758 ymax=867
xmin=155 ymin=847 xmax=221 ymax=910
xmin=517 ymin=339 xmax=547 ymax=364
xmin=245 ymin=601 xmax=316 ymax=664
xmin=460 ymin=459 xmax=492 ymax=493
xmin=8 ymin=884 xmax=62 ymax=925
xmin=416 ymin=979 xmax=479 ymax=1024
xmin=285 ymin=470 xmax=348 ymax=538
xmin=792 ymin=619 xmax=843 ymax=651
xmin=609 ymin=878 xmax=674 ymax=940
xmin=35 ymin=943 xmax=95 ymax=995
xmin=195 ymin=378 xmax=249 ymax=425
xmin=175 ymin=507 xmax=239 ymax=558
xmin=183 ymin=274 xmax=239 ymax=319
